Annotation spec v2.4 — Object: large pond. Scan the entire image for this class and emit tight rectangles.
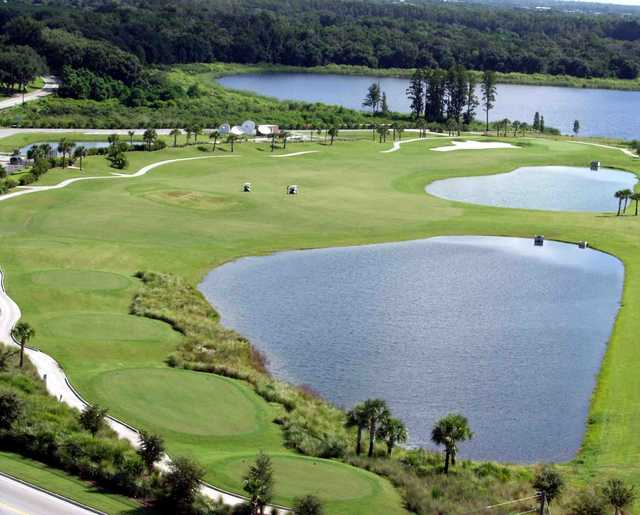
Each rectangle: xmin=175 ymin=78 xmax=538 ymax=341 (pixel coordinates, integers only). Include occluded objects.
xmin=199 ymin=236 xmax=623 ymax=463
xmin=426 ymin=166 xmax=638 ymax=212
xmin=219 ymin=72 xmax=640 ymax=139
xmin=20 ymin=141 xmax=110 ymax=156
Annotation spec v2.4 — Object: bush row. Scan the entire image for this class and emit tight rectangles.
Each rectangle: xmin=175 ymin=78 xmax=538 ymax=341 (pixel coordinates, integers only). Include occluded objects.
xmin=131 ymin=271 xmax=350 ymax=459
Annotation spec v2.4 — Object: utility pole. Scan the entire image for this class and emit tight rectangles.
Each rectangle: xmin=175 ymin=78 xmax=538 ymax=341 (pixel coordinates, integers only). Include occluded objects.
xmin=538 ymin=491 xmax=546 ymax=515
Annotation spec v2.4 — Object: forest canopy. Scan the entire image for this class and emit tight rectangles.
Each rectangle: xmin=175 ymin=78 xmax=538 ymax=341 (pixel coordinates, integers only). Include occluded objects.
xmin=0 ymin=0 xmax=640 ymax=82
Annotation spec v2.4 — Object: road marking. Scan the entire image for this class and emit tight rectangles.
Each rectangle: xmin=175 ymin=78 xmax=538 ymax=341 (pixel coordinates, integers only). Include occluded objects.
xmin=0 ymin=499 xmax=29 ymax=515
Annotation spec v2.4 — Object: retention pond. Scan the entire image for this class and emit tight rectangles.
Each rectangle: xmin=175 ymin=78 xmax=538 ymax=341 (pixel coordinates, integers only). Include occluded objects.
xmin=199 ymin=236 xmax=623 ymax=462
xmin=426 ymin=166 xmax=638 ymax=212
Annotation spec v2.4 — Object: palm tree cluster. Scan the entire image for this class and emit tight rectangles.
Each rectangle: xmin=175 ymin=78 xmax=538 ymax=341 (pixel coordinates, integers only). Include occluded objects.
xmin=346 ymin=399 xmax=408 ymax=458
xmin=614 ymin=189 xmax=639 ymax=216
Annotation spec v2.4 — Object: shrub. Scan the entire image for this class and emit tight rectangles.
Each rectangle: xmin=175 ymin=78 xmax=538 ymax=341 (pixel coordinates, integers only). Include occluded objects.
xmin=156 ymin=456 xmax=206 ymax=513
xmin=293 ymin=495 xmax=324 ymax=515
xmin=533 ymin=465 xmax=565 ymax=504
xmin=18 ymin=173 xmax=37 ymax=186
xmin=568 ymin=489 xmax=607 ymax=515
xmin=0 ymin=390 xmax=23 ymax=429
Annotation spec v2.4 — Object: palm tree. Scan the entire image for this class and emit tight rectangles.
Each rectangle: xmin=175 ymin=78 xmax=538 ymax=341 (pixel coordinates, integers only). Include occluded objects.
xmin=143 ymin=128 xmax=157 ymax=151
xmin=41 ymin=144 xmax=53 ymax=160
xmin=11 ymin=321 xmax=35 ymax=368
xmin=192 ymin=125 xmax=202 ymax=144
xmin=631 ymin=192 xmax=640 ymax=216
xmin=345 ymin=403 xmax=369 ymax=455
xmin=227 ymin=134 xmax=239 ymax=153
xmin=57 ymin=138 xmax=75 ymax=169
xmin=602 ymin=478 xmax=636 ymax=515
xmin=74 ymin=146 xmax=87 ymax=170
xmin=363 ymin=399 xmax=389 ymax=457
xmin=512 ymin=120 xmax=520 ymax=137
xmin=615 ymin=190 xmax=625 ymax=216
xmin=169 ymin=128 xmax=180 ymax=148
xmin=128 ymin=130 xmax=135 ymax=146
xmin=622 ymin=189 xmax=633 ymax=214
xmin=431 ymin=413 xmax=473 ymax=474
xmin=328 ymin=127 xmax=338 ymax=145
xmin=280 ymin=131 xmax=290 ymax=149
xmin=376 ymin=417 xmax=408 ymax=456
xmin=209 ymin=129 xmax=219 ymax=152
xmin=377 ymin=126 xmax=389 ymax=143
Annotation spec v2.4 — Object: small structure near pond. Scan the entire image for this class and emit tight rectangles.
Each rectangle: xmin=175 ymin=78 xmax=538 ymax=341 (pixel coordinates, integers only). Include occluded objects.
xmin=578 ymin=241 xmax=589 ymax=249
xmin=534 ymin=235 xmax=545 ymax=247
xmin=287 ymin=185 xmax=299 ymax=195
xmin=590 ymin=161 xmax=601 ymax=171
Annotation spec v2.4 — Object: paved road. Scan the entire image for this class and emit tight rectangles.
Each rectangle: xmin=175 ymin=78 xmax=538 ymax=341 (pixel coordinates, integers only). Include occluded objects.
xmin=0 ymin=77 xmax=60 ymax=111
xmin=0 ymin=473 xmax=95 ymax=515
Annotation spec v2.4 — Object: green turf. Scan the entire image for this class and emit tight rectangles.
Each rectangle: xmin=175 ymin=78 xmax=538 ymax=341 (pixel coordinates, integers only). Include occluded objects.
xmin=29 ymin=270 xmax=131 ymax=290
xmin=0 ymin=134 xmax=639 ymax=511
xmin=91 ymin=368 xmax=264 ymax=436
xmin=0 ymin=452 xmax=146 ymax=514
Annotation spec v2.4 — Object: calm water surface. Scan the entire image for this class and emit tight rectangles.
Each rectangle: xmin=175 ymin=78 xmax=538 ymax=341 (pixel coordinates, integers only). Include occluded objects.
xmin=199 ymin=236 xmax=623 ymax=463
xmin=427 ymin=166 xmax=638 ymax=212
xmin=219 ymin=72 xmax=640 ymax=139
xmin=20 ymin=141 xmax=110 ymax=156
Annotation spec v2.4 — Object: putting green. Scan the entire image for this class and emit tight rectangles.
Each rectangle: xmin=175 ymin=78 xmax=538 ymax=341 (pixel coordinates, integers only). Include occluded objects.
xmin=41 ymin=313 xmax=178 ymax=342
xmin=214 ymin=454 xmax=375 ymax=503
xmin=29 ymin=270 xmax=130 ymax=291
xmin=88 ymin=368 xmax=264 ymax=436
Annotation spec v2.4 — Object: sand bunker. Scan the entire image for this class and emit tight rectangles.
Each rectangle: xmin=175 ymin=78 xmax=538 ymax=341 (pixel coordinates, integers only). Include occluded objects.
xmin=431 ymin=140 xmax=519 ymax=152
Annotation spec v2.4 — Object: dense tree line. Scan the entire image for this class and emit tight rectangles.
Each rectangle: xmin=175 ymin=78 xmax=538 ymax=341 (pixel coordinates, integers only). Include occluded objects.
xmin=2 ymin=0 xmax=640 ymax=82
xmin=404 ymin=66 xmax=496 ymax=132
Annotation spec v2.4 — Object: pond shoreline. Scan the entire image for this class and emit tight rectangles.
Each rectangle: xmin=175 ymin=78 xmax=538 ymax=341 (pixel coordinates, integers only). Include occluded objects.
xmin=201 ymin=62 xmax=640 ymax=92
xmin=199 ymin=235 xmax=625 ymax=463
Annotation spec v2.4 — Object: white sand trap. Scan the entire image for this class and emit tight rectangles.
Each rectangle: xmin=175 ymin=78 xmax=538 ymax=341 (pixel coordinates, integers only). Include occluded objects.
xmin=431 ymin=140 xmax=519 ymax=152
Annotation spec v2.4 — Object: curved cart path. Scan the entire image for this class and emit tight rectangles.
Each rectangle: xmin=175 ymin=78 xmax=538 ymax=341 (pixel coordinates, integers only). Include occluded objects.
xmin=0 ymin=268 xmax=275 ymax=509
xmin=380 ymin=136 xmax=441 ymax=153
xmin=568 ymin=140 xmax=638 ymax=158
xmin=0 ymin=152 xmax=291 ymax=511
xmin=0 ymin=155 xmax=240 ymax=203
xmin=269 ymin=150 xmax=319 ymax=158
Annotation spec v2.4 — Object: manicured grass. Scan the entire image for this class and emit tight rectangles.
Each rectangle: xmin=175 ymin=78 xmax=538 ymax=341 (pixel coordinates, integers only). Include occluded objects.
xmin=91 ymin=368 xmax=266 ymax=436
xmin=0 ymin=134 xmax=639 ymax=511
xmin=0 ymin=452 xmax=145 ymax=514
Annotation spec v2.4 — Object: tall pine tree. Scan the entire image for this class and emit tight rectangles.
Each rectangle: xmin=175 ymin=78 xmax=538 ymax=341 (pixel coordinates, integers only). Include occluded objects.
xmin=406 ymin=69 xmax=424 ymax=119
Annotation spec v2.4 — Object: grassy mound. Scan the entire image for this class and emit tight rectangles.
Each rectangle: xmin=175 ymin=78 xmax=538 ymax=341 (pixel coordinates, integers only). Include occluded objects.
xmin=90 ymin=368 xmax=264 ymax=436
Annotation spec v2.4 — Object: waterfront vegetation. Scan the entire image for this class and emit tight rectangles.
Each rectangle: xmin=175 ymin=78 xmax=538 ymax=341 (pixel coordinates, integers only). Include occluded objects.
xmin=0 ymin=132 xmax=639 ymax=512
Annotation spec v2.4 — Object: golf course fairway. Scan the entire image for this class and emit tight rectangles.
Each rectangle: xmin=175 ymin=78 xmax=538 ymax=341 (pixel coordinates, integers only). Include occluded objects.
xmin=0 ymin=133 xmax=639 ymax=513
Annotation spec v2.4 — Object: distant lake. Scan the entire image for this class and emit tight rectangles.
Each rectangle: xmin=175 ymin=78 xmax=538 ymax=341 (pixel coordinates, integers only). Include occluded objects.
xmin=199 ymin=236 xmax=623 ymax=463
xmin=20 ymin=141 xmax=110 ymax=156
xmin=219 ymin=72 xmax=640 ymax=139
xmin=427 ymin=166 xmax=638 ymax=212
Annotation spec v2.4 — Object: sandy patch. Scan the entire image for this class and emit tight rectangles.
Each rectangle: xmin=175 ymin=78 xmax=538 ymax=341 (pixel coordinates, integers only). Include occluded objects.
xmin=431 ymin=140 xmax=519 ymax=152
